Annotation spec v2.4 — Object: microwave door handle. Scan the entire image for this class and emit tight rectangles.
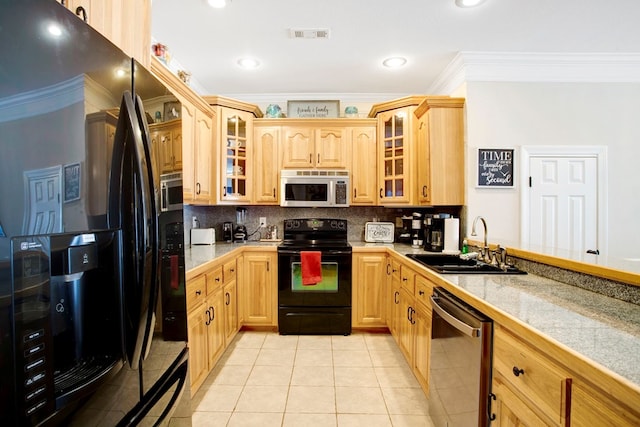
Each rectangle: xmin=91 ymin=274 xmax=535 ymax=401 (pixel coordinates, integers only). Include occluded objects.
xmin=160 ymin=183 xmax=168 ymax=212
xmin=329 ymin=180 xmax=334 ymax=206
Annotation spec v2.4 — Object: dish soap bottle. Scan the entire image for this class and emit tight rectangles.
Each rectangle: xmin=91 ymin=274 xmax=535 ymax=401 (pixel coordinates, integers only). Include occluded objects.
xmin=461 ymin=239 xmax=469 ymax=254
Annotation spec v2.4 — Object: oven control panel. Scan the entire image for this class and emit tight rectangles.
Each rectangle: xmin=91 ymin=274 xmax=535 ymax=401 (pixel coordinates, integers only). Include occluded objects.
xmin=283 ymin=218 xmax=347 ymax=232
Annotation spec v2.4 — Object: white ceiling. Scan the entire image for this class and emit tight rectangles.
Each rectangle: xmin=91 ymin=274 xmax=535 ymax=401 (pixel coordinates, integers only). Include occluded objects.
xmin=151 ymin=0 xmax=640 ymax=97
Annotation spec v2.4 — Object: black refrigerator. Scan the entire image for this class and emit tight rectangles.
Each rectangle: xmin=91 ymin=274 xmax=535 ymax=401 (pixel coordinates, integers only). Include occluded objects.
xmin=0 ymin=0 xmax=189 ymax=425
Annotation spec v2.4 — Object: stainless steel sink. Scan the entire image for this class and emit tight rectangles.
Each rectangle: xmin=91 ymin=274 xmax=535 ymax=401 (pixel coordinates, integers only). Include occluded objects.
xmin=405 ymin=254 xmax=527 ymax=275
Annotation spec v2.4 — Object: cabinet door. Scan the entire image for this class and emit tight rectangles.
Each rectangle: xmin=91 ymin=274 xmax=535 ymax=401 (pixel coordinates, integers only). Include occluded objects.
xmin=281 ymin=127 xmax=314 ymax=168
xmin=352 ymin=253 xmax=387 ymax=327
xmin=415 ymin=99 xmax=465 ymax=206
xmin=315 ymin=128 xmax=346 ymax=168
xmin=181 ymin=100 xmax=196 ymax=201
xmin=223 ymin=279 xmax=238 ymax=344
xmin=492 ymin=373 xmax=550 ymax=427
xmin=220 ymin=108 xmax=251 ymax=202
xmin=187 ymin=302 xmax=208 ymax=396
xmin=377 ymin=108 xmax=412 ymax=204
xmin=253 ymin=126 xmax=280 ymax=204
xmin=242 ymin=253 xmax=277 ymax=326
xmin=206 ymin=288 xmax=225 ymax=370
xmin=571 ymin=380 xmax=640 ymax=427
xmin=194 ymin=108 xmax=215 ymax=203
xmin=388 ymin=259 xmax=402 ymax=340
xmin=157 ymin=129 xmax=175 ymax=174
xmin=350 ymin=126 xmax=378 ymax=205
xmin=171 ymin=127 xmax=183 ymax=171
xmin=412 ymin=301 xmax=431 ymax=394
xmin=397 ymin=289 xmax=414 ymax=362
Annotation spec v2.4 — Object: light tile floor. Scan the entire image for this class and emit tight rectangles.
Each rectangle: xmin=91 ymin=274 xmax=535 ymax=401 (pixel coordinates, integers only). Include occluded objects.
xmin=191 ymin=331 xmax=436 ymax=427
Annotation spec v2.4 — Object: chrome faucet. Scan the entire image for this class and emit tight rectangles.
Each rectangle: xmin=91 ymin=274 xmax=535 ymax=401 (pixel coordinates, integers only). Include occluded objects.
xmin=471 ymin=216 xmax=491 ymax=263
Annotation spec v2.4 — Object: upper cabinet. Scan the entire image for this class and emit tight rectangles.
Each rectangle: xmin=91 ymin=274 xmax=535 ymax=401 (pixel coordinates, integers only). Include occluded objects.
xmin=150 ymin=119 xmax=182 ymax=175
xmin=60 ymin=0 xmax=151 ymax=68
xmin=414 ymin=97 xmax=465 ymax=206
xmin=253 ymin=126 xmax=280 ymax=204
xmin=204 ymin=97 xmax=263 ymax=204
xmin=369 ymin=96 xmax=465 ymax=206
xmin=281 ymin=121 xmax=349 ymax=169
xmin=150 ymin=57 xmax=217 ymax=205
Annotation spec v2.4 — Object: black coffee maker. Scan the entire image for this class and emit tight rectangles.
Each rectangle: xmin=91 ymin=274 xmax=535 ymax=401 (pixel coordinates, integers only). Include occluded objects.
xmin=222 ymin=222 xmax=233 ymax=242
xmin=424 ymin=214 xmax=450 ymax=252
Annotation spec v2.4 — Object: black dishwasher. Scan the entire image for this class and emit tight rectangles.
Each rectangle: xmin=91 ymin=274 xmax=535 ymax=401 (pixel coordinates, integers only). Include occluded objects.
xmin=429 ymin=288 xmax=493 ymax=427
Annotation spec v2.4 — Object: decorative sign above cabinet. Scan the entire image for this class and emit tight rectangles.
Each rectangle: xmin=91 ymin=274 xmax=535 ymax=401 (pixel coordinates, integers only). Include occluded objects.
xmin=288 ymin=100 xmax=340 ymax=118
xmin=477 ymin=148 xmax=514 ymax=187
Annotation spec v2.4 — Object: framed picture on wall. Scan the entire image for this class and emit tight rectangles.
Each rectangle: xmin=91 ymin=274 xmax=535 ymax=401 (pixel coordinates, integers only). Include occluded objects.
xmin=63 ymin=162 xmax=81 ymax=202
xmin=477 ymin=148 xmax=514 ymax=187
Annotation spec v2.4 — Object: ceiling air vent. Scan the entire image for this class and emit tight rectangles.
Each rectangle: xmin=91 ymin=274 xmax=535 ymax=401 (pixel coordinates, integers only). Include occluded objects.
xmin=289 ymin=28 xmax=331 ymax=39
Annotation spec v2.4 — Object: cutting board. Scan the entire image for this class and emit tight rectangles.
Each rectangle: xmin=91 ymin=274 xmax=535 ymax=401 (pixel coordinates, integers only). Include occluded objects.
xmin=364 ymin=222 xmax=395 ymax=243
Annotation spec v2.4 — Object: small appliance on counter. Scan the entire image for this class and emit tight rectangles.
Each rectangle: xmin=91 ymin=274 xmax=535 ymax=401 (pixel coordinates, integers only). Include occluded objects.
xmin=222 ymin=221 xmax=234 ymax=242
xmin=234 ymin=207 xmax=248 ymax=242
xmin=424 ymin=214 xmax=460 ymax=253
xmin=411 ymin=212 xmax=424 ymax=248
xmin=395 ymin=215 xmax=413 ymax=243
xmin=191 ymin=228 xmax=216 ymax=245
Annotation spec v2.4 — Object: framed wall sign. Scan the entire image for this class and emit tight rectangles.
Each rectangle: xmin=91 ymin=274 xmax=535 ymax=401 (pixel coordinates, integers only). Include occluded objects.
xmin=477 ymin=148 xmax=514 ymax=187
xmin=63 ymin=162 xmax=81 ymax=202
xmin=287 ymin=100 xmax=340 ymax=118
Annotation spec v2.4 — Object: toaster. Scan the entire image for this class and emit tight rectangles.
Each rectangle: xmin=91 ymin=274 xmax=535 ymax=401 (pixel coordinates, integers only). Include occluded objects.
xmin=191 ymin=228 xmax=216 ymax=245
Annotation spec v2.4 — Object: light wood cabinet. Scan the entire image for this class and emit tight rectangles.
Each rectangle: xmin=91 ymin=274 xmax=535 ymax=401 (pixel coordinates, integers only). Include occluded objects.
xmin=414 ymin=97 xmax=465 ymax=206
xmin=253 ymin=126 xmax=280 ymax=204
xmin=492 ymin=324 xmax=571 ymax=426
xmin=242 ymin=252 xmax=278 ymax=326
xmin=61 ymin=0 xmax=151 ymax=68
xmin=492 ymin=373 xmax=550 ymax=427
xmin=281 ymin=125 xmax=347 ymax=169
xmin=369 ymin=96 xmax=465 ymax=206
xmin=352 ymin=253 xmax=387 ymax=327
xmin=387 ymin=257 xmax=402 ymax=340
xmin=570 ymin=379 xmax=640 ymax=427
xmin=350 ymin=126 xmax=378 ymax=205
xmin=222 ymin=260 xmax=239 ymax=344
xmin=150 ymin=57 xmax=217 ymax=205
xmin=150 ymin=118 xmax=182 ymax=174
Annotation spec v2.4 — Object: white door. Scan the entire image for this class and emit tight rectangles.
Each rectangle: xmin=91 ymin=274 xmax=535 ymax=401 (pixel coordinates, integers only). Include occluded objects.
xmin=23 ymin=166 xmax=62 ymax=235
xmin=527 ymin=155 xmax=598 ymax=253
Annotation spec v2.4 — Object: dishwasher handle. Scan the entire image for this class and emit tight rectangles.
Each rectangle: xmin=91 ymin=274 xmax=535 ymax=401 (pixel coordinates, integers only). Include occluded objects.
xmin=431 ymin=295 xmax=481 ymax=338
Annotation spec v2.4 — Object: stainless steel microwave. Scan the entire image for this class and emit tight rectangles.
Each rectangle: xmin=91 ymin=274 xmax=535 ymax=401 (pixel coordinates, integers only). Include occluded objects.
xmin=280 ymin=170 xmax=350 ymax=207
xmin=160 ymin=172 xmax=183 ymax=211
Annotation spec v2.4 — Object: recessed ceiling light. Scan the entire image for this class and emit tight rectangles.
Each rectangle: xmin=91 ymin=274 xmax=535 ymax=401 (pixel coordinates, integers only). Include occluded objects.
xmin=455 ymin=0 xmax=487 ymax=7
xmin=382 ymin=57 xmax=407 ymax=68
xmin=237 ymin=57 xmax=260 ymax=70
xmin=207 ymin=0 xmax=231 ymax=8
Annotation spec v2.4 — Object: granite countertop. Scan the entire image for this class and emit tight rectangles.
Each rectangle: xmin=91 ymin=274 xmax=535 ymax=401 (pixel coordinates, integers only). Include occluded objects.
xmin=184 ymin=241 xmax=640 ymax=388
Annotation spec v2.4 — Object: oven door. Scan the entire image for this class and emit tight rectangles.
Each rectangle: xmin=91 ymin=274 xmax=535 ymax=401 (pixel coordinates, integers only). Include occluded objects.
xmin=277 ymin=249 xmax=352 ymax=307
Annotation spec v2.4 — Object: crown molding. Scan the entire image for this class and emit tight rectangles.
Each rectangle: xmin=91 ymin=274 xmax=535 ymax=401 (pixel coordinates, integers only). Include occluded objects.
xmin=216 ymin=92 xmax=409 ymax=105
xmin=429 ymin=52 xmax=640 ymax=95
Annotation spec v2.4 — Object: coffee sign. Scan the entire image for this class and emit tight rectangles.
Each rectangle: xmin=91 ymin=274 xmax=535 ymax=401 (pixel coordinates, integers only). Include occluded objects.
xmin=477 ymin=149 xmax=514 ymax=187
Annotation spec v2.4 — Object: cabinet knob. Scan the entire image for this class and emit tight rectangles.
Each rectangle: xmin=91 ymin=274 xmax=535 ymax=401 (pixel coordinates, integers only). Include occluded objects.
xmin=422 ymin=185 xmax=428 ymax=197
xmin=215 ymin=277 xmax=221 ymax=282
xmin=512 ymin=366 xmax=525 ymax=377
xmin=195 ymin=290 xmax=201 ymax=296
xmin=419 ymin=290 xmax=424 ymax=296
xmin=196 ymin=182 xmax=201 ymax=195
xmin=379 ymin=188 xmax=384 ymax=198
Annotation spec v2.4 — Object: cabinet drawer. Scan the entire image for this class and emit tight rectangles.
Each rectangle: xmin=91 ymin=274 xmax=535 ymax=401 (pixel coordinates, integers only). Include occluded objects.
xmin=414 ymin=275 xmax=433 ymax=308
xmin=399 ymin=265 xmax=415 ymax=295
xmin=186 ymin=274 xmax=206 ymax=310
xmin=223 ymin=260 xmax=236 ymax=283
xmin=206 ymin=266 xmax=223 ymax=295
xmin=493 ymin=326 xmax=571 ymax=425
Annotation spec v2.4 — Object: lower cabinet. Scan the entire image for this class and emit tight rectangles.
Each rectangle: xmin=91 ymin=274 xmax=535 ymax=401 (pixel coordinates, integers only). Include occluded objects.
xmin=186 ymin=255 xmax=241 ymax=396
xmin=352 ymin=252 xmax=387 ymax=327
xmin=242 ymin=251 xmax=278 ymax=326
xmin=492 ymin=324 xmax=572 ymax=426
xmin=570 ymin=379 xmax=640 ymax=427
xmin=387 ymin=257 xmax=433 ymax=397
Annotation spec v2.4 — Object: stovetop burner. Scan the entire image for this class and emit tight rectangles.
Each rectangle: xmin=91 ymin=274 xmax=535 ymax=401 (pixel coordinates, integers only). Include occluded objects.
xmin=279 ymin=218 xmax=350 ymax=250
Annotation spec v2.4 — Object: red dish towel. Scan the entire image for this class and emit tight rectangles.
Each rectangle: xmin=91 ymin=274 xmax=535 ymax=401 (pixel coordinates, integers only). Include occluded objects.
xmin=301 ymin=251 xmax=322 ymax=285
xmin=170 ymin=255 xmax=179 ymax=289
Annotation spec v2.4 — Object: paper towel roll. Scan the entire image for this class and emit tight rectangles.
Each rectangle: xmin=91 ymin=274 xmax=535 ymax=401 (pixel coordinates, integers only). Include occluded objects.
xmin=443 ymin=218 xmax=460 ymax=254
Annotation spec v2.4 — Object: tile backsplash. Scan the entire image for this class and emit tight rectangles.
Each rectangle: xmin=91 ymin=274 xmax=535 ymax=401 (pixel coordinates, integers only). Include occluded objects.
xmin=184 ymin=205 xmax=464 ymax=243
